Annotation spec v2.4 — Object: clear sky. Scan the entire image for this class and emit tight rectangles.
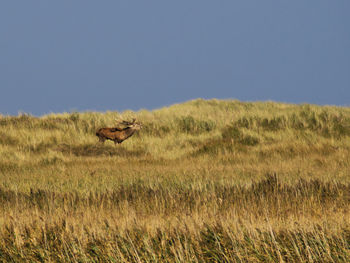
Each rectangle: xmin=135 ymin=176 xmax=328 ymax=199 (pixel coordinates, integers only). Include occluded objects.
xmin=1 ymin=1 xmax=349 ymax=116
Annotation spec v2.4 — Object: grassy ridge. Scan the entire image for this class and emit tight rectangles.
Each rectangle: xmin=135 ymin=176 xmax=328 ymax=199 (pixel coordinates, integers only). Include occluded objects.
xmin=0 ymin=99 xmax=350 ymax=262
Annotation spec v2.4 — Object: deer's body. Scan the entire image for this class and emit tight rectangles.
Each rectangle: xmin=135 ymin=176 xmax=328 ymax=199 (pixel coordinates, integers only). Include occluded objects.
xmin=96 ymin=119 xmax=142 ymax=145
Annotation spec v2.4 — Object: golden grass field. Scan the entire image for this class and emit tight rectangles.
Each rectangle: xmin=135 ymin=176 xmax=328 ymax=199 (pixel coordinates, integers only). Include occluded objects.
xmin=0 ymin=99 xmax=350 ymax=262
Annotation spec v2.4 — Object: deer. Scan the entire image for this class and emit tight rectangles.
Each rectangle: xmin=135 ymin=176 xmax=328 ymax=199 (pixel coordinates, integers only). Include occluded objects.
xmin=96 ymin=118 xmax=142 ymax=145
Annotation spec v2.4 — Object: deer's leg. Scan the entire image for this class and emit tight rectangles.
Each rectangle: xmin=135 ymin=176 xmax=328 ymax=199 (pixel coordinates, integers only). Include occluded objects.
xmin=98 ymin=137 xmax=105 ymax=144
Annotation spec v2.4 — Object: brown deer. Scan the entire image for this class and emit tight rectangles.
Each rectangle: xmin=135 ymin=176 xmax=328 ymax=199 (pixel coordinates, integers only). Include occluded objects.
xmin=96 ymin=118 xmax=142 ymax=145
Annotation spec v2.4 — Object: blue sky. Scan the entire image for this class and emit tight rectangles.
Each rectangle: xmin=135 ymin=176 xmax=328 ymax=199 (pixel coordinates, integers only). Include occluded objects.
xmin=1 ymin=1 xmax=349 ymax=116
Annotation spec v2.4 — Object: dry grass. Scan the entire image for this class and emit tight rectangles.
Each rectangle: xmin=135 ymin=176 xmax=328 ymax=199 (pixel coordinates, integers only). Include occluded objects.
xmin=0 ymin=99 xmax=350 ymax=262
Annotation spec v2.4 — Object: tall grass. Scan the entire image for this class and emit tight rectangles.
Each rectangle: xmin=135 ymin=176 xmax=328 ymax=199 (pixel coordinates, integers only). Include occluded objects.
xmin=0 ymin=99 xmax=350 ymax=262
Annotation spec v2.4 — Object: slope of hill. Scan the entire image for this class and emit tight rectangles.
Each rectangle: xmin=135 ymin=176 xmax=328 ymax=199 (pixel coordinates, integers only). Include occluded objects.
xmin=1 ymin=99 xmax=350 ymax=262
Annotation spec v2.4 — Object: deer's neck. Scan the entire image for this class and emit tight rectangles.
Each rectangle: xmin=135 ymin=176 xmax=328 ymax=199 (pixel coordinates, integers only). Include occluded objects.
xmin=121 ymin=127 xmax=136 ymax=140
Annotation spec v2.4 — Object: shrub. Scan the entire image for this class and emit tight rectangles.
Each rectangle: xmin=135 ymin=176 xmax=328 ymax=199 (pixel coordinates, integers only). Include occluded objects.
xmin=260 ymin=116 xmax=287 ymax=131
xmin=222 ymin=125 xmax=259 ymax=146
xmin=231 ymin=109 xmax=350 ymax=139
xmin=0 ymin=132 xmax=19 ymax=146
xmin=177 ymin=116 xmax=216 ymax=134
xmin=56 ymin=143 xmax=148 ymax=157
xmin=141 ymin=122 xmax=171 ymax=137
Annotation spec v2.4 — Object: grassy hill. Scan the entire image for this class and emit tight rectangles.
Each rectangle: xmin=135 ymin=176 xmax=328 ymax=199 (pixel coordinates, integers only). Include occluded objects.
xmin=1 ymin=99 xmax=350 ymax=262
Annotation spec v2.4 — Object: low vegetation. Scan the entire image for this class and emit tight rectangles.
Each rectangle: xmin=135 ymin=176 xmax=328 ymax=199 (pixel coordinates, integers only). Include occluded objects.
xmin=0 ymin=99 xmax=350 ymax=262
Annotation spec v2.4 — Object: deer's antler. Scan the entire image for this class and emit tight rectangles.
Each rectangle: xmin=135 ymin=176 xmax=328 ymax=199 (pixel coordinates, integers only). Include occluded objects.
xmin=115 ymin=118 xmax=137 ymax=126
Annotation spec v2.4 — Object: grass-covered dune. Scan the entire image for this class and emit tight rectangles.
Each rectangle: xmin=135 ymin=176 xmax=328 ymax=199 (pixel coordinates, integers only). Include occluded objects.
xmin=1 ymin=99 xmax=350 ymax=262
